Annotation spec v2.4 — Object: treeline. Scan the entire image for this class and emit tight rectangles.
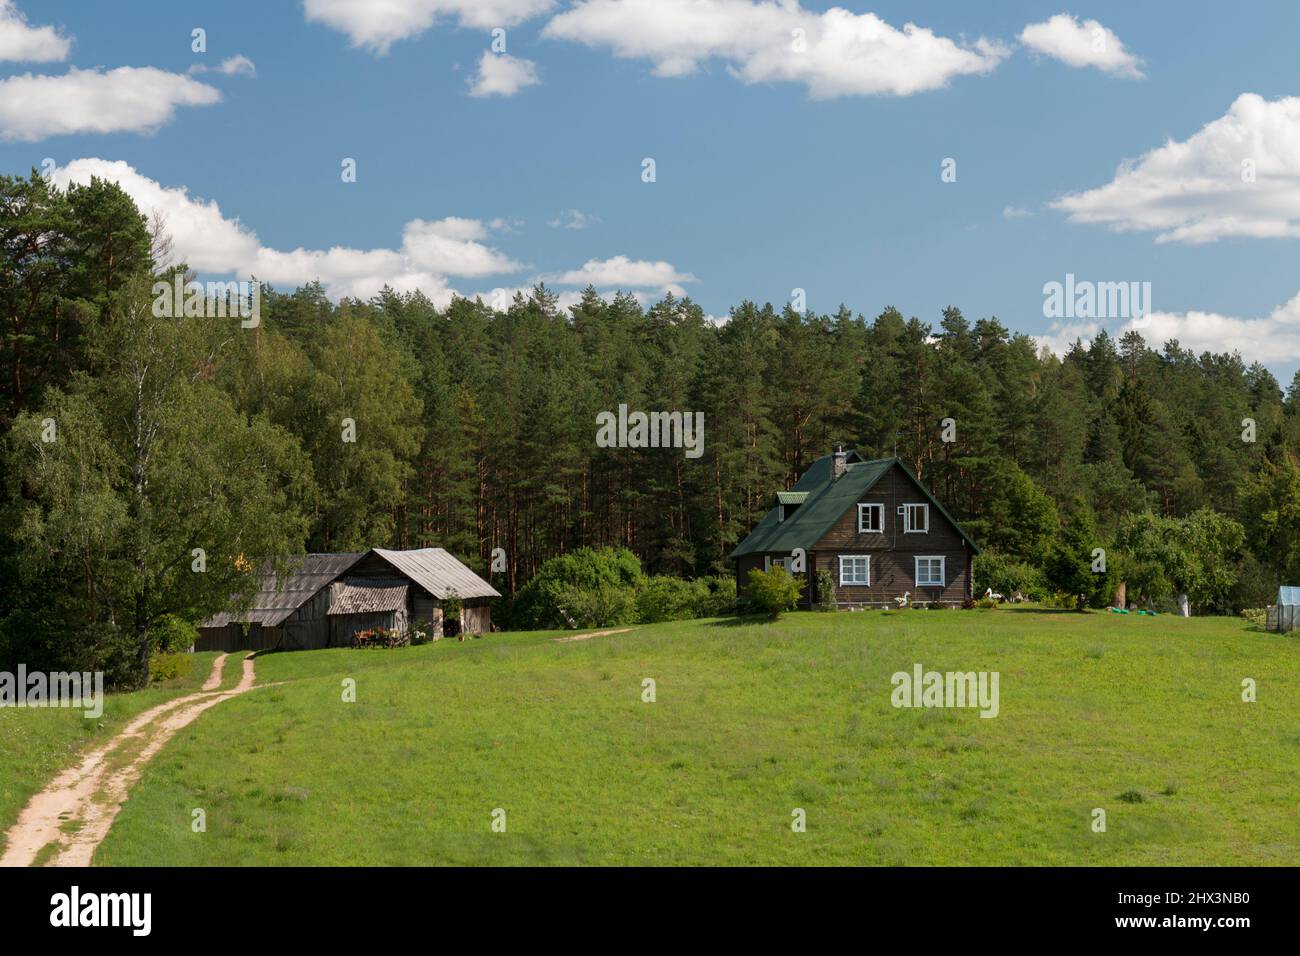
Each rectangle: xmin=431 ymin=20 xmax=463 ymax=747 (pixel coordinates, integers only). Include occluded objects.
xmin=4 ymin=172 xmax=1300 ymax=681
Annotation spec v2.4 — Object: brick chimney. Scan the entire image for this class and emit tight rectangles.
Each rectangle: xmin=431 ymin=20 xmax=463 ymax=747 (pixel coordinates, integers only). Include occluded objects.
xmin=831 ymin=445 xmax=848 ymax=481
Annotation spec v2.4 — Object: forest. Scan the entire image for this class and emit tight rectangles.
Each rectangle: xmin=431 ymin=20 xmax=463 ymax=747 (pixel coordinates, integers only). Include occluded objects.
xmin=3 ymin=171 xmax=1299 ymax=682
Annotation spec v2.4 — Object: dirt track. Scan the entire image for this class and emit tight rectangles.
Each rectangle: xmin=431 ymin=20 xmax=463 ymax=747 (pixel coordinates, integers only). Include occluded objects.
xmin=551 ymin=627 xmax=636 ymax=643
xmin=0 ymin=653 xmax=259 ymax=867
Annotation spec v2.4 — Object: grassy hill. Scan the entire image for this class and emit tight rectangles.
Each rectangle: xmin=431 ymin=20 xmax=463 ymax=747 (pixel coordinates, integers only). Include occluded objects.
xmin=75 ymin=608 xmax=1298 ymax=866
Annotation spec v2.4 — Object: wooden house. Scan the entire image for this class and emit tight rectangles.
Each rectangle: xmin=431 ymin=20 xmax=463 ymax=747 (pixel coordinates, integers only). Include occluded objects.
xmin=731 ymin=449 xmax=979 ymax=608
xmin=197 ymin=548 xmax=500 ymax=652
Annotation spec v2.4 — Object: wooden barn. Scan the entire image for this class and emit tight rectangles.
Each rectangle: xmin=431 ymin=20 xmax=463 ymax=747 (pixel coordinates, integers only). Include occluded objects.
xmin=731 ymin=449 xmax=979 ymax=609
xmin=197 ymin=548 xmax=500 ymax=652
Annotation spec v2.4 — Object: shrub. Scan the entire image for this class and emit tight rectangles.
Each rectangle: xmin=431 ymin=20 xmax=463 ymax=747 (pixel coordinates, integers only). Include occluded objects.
xmin=151 ymin=614 xmax=199 ymax=653
xmin=149 ymin=651 xmax=191 ymax=683
xmin=554 ymin=583 xmax=638 ymax=629
xmin=636 ymin=576 xmax=700 ymax=623
xmin=1228 ymin=552 xmax=1275 ymax=613
xmin=693 ymin=575 xmax=737 ymax=617
xmin=975 ymin=596 xmax=998 ymax=609
xmin=513 ymin=547 xmax=645 ymax=629
xmin=745 ymin=566 xmax=804 ymax=619
xmin=814 ymin=569 xmax=837 ymax=611
xmin=973 ymin=549 xmax=1043 ymax=600
xmin=1239 ymin=607 xmax=1268 ymax=628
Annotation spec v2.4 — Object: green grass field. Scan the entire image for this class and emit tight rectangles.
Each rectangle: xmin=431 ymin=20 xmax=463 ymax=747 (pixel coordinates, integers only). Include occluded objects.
xmin=62 ymin=609 xmax=1295 ymax=866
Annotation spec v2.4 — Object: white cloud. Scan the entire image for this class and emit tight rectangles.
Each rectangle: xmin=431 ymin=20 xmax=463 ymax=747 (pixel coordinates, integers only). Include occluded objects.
xmin=1002 ymin=204 xmax=1033 ymax=219
xmin=468 ymin=51 xmax=540 ymax=98
xmin=0 ymin=67 xmax=221 ymax=141
xmin=1052 ymin=94 xmax=1300 ymax=244
xmin=1019 ymin=14 xmax=1143 ymax=78
xmin=401 ymin=217 xmax=522 ymax=275
xmin=547 ymin=208 xmax=598 ymax=230
xmin=48 ymin=159 xmax=694 ymax=310
xmin=1036 ymin=292 xmax=1300 ymax=365
xmin=303 ymin=0 xmax=555 ymax=54
xmin=542 ymin=0 xmax=1009 ymax=99
xmin=188 ymin=54 xmax=256 ymax=77
xmin=50 ymin=159 xmax=520 ymax=305
xmin=548 ymin=255 xmax=698 ymax=296
xmin=0 ymin=0 xmax=70 ymax=62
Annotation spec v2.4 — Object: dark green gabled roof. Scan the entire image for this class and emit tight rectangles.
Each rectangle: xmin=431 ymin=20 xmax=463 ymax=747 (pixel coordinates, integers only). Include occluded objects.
xmin=730 ymin=453 xmax=980 ymax=558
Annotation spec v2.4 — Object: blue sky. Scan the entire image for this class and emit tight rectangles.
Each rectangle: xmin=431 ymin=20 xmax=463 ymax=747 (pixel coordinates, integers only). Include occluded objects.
xmin=3 ymin=0 xmax=1299 ymax=372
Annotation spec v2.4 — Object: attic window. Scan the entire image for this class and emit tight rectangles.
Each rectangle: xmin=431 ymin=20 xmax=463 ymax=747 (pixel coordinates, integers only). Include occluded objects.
xmin=857 ymin=503 xmax=883 ymax=533
xmin=902 ymin=503 xmax=929 ymax=533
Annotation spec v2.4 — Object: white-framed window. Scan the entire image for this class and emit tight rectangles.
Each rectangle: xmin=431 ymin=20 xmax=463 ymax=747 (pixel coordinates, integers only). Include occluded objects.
xmin=857 ymin=502 xmax=883 ymax=533
xmin=902 ymin=503 xmax=929 ymax=533
xmin=915 ymin=555 xmax=945 ymax=587
xmin=839 ymin=555 xmax=870 ymax=586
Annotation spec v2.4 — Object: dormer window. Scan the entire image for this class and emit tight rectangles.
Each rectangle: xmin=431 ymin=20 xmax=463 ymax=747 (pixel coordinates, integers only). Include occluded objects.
xmin=902 ymin=503 xmax=929 ymax=533
xmin=774 ymin=491 xmax=807 ymax=523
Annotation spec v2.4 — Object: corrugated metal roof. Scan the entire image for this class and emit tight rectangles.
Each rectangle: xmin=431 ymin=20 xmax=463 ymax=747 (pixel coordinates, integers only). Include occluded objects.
xmin=776 ymin=491 xmax=808 ymax=505
xmin=1278 ymin=586 xmax=1300 ymax=606
xmin=328 ymin=578 xmax=408 ymax=615
xmin=370 ymin=548 xmax=501 ymax=599
xmin=731 ymin=453 xmax=979 ymax=558
xmin=203 ymin=553 xmax=362 ymax=628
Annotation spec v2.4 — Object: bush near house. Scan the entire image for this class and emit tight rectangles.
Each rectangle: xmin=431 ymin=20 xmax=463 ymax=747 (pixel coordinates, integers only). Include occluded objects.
xmin=745 ymin=566 xmax=804 ymax=619
xmin=973 ymin=549 xmax=1043 ymax=600
xmin=512 ymin=547 xmax=645 ymax=629
xmin=814 ymin=569 xmax=837 ymax=611
xmin=636 ymin=576 xmax=702 ymax=623
xmin=636 ymin=574 xmax=738 ymax=622
xmin=512 ymin=548 xmax=737 ymax=629
xmin=692 ymin=575 xmax=737 ymax=617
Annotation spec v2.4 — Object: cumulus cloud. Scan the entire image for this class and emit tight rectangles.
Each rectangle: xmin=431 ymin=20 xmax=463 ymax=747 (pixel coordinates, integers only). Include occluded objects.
xmin=303 ymin=0 xmax=555 ymax=54
xmin=188 ymin=54 xmax=256 ymax=77
xmin=0 ymin=67 xmax=221 ymax=141
xmin=1036 ymin=292 xmax=1300 ymax=365
xmin=401 ymin=217 xmax=522 ymax=275
xmin=49 ymin=159 xmax=520 ymax=304
xmin=547 ymin=256 xmax=698 ymax=296
xmin=0 ymin=0 xmax=70 ymax=62
xmin=1052 ymin=94 xmax=1300 ymax=244
xmin=468 ymin=51 xmax=540 ymax=97
xmin=542 ymin=0 xmax=1009 ymax=98
xmin=49 ymin=159 xmax=694 ymax=309
xmin=1019 ymin=13 xmax=1143 ymax=78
